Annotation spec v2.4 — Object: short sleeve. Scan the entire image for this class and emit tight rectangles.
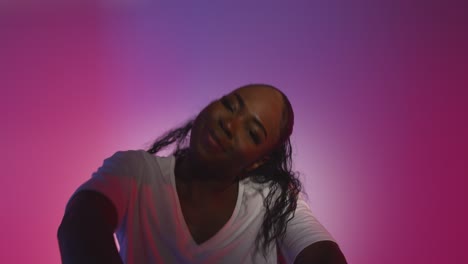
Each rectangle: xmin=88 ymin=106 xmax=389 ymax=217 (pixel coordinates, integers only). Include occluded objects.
xmin=278 ymin=193 xmax=336 ymax=264
xmin=72 ymin=150 xmax=142 ymax=227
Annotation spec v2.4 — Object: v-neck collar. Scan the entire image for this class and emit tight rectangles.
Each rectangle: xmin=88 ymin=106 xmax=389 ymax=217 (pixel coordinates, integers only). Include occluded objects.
xmin=169 ymin=155 xmax=244 ymax=250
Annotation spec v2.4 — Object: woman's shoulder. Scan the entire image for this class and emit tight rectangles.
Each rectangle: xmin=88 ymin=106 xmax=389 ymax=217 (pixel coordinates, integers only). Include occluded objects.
xmin=106 ymin=149 xmax=148 ymax=163
xmin=115 ymin=149 xmax=172 ymax=165
xmin=105 ymin=150 xmax=174 ymax=183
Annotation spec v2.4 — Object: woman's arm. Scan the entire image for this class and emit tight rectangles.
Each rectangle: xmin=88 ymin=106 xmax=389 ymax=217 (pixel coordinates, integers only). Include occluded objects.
xmin=57 ymin=190 xmax=123 ymax=264
xmin=293 ymin=241 xmax=347 ymax=264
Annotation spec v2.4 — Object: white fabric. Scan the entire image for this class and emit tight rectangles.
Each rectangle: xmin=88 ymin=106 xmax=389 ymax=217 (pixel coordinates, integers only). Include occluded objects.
xmin=73 ymin=150 xmax=336 ymax=264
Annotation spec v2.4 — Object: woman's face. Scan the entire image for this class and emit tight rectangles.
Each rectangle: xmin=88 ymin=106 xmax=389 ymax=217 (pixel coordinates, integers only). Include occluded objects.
xmin=190 ymin=85 xmax=285 ymax=175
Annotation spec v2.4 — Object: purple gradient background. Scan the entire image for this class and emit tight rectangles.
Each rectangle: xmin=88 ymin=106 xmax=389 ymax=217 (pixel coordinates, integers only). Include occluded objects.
xmin=1 ymin=1 xmax=467 ymax=263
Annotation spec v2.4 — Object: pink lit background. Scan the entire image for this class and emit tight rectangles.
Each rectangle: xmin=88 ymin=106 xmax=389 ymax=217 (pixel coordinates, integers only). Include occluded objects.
xmin=1 ymin=1 xmax=467 ymax=263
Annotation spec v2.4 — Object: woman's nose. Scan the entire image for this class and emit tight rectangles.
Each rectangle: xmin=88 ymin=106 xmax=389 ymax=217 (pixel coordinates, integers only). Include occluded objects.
xmin=218 ymin=117 xmax=240 ymax=140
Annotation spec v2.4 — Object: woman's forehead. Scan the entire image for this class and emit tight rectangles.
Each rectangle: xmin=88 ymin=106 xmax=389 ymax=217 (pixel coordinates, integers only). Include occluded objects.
xmin=230 ymin=86 xmax=282 ymax=101
xmin=230 ymin=86 xmax=284 ymax=138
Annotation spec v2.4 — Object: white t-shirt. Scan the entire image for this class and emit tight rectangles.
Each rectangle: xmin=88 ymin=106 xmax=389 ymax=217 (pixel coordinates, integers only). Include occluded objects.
xmin=74 ymin=150 xmax=335 ymax=264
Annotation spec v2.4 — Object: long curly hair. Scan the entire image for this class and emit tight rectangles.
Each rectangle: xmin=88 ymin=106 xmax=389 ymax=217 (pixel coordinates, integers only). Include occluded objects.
xmin=146 ymin=84 xmax=302 ymax=258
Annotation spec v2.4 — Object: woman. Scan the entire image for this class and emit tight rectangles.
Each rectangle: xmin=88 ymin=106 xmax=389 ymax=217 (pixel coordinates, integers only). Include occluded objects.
xmin=58 ymin=84 xmax=347 ymax=263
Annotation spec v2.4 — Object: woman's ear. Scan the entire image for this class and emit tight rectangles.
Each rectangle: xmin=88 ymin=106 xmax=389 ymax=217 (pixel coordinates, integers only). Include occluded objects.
xmin=245 ymin=156 xmax=270 ymax=172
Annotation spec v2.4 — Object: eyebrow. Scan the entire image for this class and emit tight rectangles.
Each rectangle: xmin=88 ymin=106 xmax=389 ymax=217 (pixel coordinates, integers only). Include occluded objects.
xmin=233 ymin=92 xmax=268 ymax=139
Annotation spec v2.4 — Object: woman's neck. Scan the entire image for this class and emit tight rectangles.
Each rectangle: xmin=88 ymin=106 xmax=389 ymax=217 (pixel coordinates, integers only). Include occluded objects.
xmin=174 ymin=153 xmax=239 ymax=197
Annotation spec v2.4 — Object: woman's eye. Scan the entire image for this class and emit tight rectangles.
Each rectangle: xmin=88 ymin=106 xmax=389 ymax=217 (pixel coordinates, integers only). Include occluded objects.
xmin=221 ymin=97 xmax=234 ymax=112
xmin=250 ymin=130 xmax=260 ymax=144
